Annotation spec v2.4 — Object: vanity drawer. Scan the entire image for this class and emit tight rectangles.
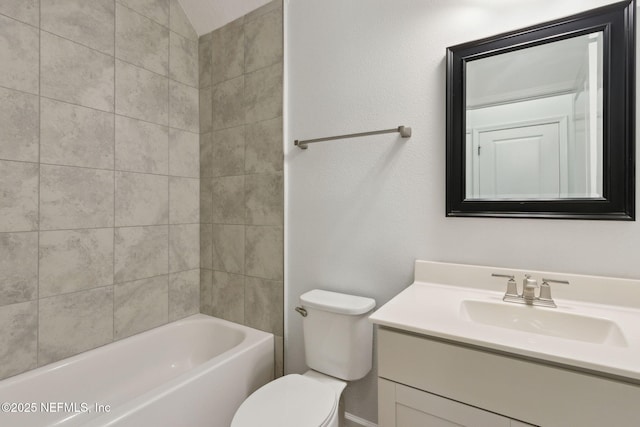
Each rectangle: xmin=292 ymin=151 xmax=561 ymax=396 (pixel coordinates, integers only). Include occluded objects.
xmin=377 ymin=327 xmax=640 ymax=427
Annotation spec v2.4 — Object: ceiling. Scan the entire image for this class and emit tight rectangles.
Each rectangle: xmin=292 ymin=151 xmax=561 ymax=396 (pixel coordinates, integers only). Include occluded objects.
xmin=178 ymin=0 xmax=272 ymax=36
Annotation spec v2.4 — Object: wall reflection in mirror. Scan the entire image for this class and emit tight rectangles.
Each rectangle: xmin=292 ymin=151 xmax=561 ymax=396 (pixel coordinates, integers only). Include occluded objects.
xmin=465 ymin=32 xmax=603 ymax=200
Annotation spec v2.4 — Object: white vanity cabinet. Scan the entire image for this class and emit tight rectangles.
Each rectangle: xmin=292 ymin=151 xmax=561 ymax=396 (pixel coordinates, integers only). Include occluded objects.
xmin=377 ymin=327 xmax=640 ymax=427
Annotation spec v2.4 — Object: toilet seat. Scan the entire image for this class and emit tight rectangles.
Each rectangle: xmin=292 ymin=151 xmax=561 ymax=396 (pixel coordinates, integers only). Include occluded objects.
xmin=231 ymin=374 xmax=337 ymax=427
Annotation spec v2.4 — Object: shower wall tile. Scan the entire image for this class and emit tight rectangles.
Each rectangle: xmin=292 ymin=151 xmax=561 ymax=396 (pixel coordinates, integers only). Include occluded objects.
xmin=245 ymin=276 xmax=283 ymax=335
xmin=0 ymin=87 xmax=39 ymax=163
xmin=169 ymin=177 xmax=199 ymax=224
xmin=245 ymin=226 xmax=283 ymax=280
xmin=274 ymin=335 xmax=283 ymax=378
xmin=39 ymin=228 xmax=114 ymax=298
xmin=114 ymin=225 xmax=168 ymax=283
xmin=0 ymin=0 xmax=39 ymax=26
xmin=244 ymin=7 xmax=282 ymax=73
xmin=210 ymin=271 xmax=244 ymax=323
xmin=200 ymin=176 xmax=213 ymax=223
xmin=199 ymin=87 xmax=212 ymax=133
xmin=198 ymin=34 xmax=212 ymax=88
xmin=0 ymin=232 xmax=38 ymax=307
xmin=115 ymin=116 xmax=169 ymax=174
xmin=169 ymin=80 xmax=199 ymax=133
xmin=211 ymin=126 xmax=245 ymax=177
xmin=200 ymin=268 xmax=213 ymax=314
xmin=211 ymin=17 xmax=244 ymax=85
xmin=212 ymin=76 xmax=244 ymax=130
xmin=169 ymin=0 xmax=197 ymax=41
xmin=40 ymin=98 xmax=115 ymax=170
xmin=115 ymin=59 xmax=169 ymax=125
xmin=0 ymin=160 xmax=38 ymax=232
xmin=169 ymin=269 xmax=199 ymax=321
xmin=169 ymin=224 xmax=199 ymax=272
xmin=41 ymin=32 xmax=114 ymax=112
xmin=211 ymin=224 xmax=244 ymax=274
xmin=245 ymin=117 xmax=282 ymax=173
xmin=211 ymin=175 xmax=245 ymax=224
xmin=170 ymin=32 xmax=198 ymax=87
xmin=0 ymin=300 xmax=37 ymax=379
xmin=244 ymin=63 xmax=282 ymax=123
xmin=118 ymin=0 xmax=169 ymax=27
xmin=41 ymin=0 xmax=115 ymax=55
xmin=38 ymin=286 xmax=114 ymax=365
xmin=200 ymin=132 xmax=213 ymax=178
xmin=114 ymin=275 xmax=168 ymax=339
xmin=245 ymin=0 xmax=282 ymax=23
xmin=40 ymin=165 xmax=114 ymax=230
xmin=0 ymin=15 xmax=39 ymax=95
xmin=245 ymin=173 xmax=283 ymax=226
xmin=200 ymin=224 xmax=213 ymax=269
xmin=116 ymin=3 xmax=169 ymax=76
xmin=115 ymin=172 xmax=168 ymax=226
xmin=169 ymin=128 xmax=199 ymax=177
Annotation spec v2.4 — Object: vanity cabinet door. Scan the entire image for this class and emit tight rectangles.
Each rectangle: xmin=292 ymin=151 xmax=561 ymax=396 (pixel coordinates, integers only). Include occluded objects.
xmin=379 ymin=378 xmax=532 ymax=427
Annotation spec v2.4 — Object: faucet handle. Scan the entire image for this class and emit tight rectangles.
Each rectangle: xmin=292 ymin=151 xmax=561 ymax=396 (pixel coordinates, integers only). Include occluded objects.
xmin=540 ymin=278 xmax=569 ymax=300
xmin=492 ymin=273 xmax=518 ymax=297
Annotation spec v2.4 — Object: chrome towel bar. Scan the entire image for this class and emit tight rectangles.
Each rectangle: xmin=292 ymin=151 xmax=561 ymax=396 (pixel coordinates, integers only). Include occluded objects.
xmin=294 ymin=125 xmax=411 ymax=149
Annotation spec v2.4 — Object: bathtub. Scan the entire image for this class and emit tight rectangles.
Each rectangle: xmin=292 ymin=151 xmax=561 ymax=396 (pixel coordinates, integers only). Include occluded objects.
xmin=0 ymin=314 xmax=274 ymax=427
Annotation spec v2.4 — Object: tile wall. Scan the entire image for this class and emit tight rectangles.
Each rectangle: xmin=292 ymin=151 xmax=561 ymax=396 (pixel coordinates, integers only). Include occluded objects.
xmin=199 ymin=0 xmax=284 ymax=376
xmin=0 ymin=0 xmax=200 ymax=379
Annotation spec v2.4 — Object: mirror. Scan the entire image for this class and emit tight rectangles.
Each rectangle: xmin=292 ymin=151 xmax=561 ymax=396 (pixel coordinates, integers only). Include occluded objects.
xmin=446 ymin=0 xmax=635 ymax=219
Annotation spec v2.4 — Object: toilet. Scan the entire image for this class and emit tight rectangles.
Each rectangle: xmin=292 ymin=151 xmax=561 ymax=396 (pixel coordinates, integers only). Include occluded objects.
xmin=231 ymin=289 xmax=376 ymax=427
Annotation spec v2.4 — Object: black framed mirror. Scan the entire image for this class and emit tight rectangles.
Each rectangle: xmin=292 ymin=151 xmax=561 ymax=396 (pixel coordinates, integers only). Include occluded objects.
xmin=446 ymin=0 xmax=635 ymax=220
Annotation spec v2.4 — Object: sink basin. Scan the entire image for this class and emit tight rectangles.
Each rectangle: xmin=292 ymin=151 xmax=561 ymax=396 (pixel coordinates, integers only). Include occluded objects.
xmin=460 ymin=300 xmax=628 ymax=347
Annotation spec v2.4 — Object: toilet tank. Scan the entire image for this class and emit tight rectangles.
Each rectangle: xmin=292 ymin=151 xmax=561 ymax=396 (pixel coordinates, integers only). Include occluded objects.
xmin=299 ymin=290 xmax=376 ymax=381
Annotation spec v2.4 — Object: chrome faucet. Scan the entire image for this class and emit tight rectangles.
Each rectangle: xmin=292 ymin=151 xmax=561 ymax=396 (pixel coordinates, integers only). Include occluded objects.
xmin=491 ymin=273 xmax=569 ymax=308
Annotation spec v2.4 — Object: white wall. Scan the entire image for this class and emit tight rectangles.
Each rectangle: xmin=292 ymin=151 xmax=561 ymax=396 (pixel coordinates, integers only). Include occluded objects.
xmin=284 ymin=0 xmax=637 ymax=423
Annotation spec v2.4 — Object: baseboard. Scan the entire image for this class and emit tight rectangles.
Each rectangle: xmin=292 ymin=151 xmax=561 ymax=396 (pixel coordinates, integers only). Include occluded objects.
xmin=344 ymin=412 xmax=378 ymax=427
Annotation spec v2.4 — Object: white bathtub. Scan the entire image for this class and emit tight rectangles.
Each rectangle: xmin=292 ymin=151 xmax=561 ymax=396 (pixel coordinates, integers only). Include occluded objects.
xmin=0 ymin=314 xmax=274 ymax=427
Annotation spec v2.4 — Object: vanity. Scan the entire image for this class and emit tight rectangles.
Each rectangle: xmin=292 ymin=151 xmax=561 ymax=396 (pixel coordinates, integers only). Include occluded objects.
xmin=370 ymin=261 xmax=640 ymax=427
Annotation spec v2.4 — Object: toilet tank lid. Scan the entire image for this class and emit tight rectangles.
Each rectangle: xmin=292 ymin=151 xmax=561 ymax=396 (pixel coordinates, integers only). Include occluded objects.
xmin=300 ymin=290 xmax=376 ymax=315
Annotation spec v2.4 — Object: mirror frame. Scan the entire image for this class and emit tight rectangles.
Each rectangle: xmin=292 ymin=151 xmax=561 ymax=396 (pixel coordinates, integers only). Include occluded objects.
xmin=446 ymin=0 xmax=635 ymax=220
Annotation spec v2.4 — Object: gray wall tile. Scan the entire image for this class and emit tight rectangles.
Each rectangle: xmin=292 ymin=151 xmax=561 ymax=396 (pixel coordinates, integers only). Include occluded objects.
xmin=118 ymin=0 xmax=169 ymax=27
xmin=40 ymin=164 xmax=114 ymax=230
xmin=0 ymin=160 xmax=38 ymax=232
xmin=200 ymin=223 xmax=213 ymax=269
xmin=116 ymin=4 xmax=169 ymax=76
xmin=245 ymin=117 xmax=282 ymax=173
xmin=169 ymin=0 xmax=197 ymax=41
xmin=0 ymin=300 xmax=37 ymax=379
xmin=0 ymin=0 xmax=39 ymax=26
xmin=212 ymin=126 xmax=245 ymax=177
xmin=114 ymin=275 xmax=168 ymax=339
xmin=170 ymin=32 xmax=198 ymax=87
xmin=200 ymin=132 xmax=212 ymax=178
xmin=115 ymin=115 xmax=169 ymax=174
xmin=244 ymin=63 xmax=282 ymax=124
xmin=169 ymin=269 xmax=199 ymax=321
xmin=41 ymin=32 xmax=114 ymax=112
xmin=245 ymin=276 xmax=283 ymax=335
xmin=199 ymin=87 xmax=212 ymax=133
xmin=0 ymin=232 xmax=38 ymax=306
xmin=274 ymin=334 xmax=283 ymax=378
xmin=115 ymin=172 xmax=168 ymax=226
xmin=114 ymin=225 xmax=168 ymax=283
xmin=211 ymin=224 xmax=244 ymax=274
xmin=211 ymin=175 xmax=244 ymax=224
xmin=169 ymin=224 xmax=199 ymax=272
xmin=245 ymin=0 xmax=282 ymax=23
xmin=0 ymin=87 xmax=39 ymax=163
xmin=200 ymin=268 xmax=212 ymax=314
xmin=211 ymin=17 xmax=244 ymax=85
xmin=212 ymin=76 xmax=244 ymax=130
xmin=115 ymin=60 xmax=169 ymax=125
xmin=245 ymin=173 xmax=283 ymax=225
xmin=39 ymin=228 xmax=114 ymax=298
xmin=210 ymin=270 xmax=244 ymax=323
xmin=199 ymin=35 xmax=212 ymax=88
xmin=0 ymin=15 xmax=39 ymax=95
xmin=39 ymin=287 xmax=114 ymax=365
xmin=200 ymin=176 xmax=212 ymax=223
xmin=170 ymin=177 xmax=199 ymax=224
xmin=244 ymin=8 xmax=282 ymax=73
xmin=169 ymin=80 xmax=199 ymax=132
xmin=245 ymin=226 xmax=283 ymax=280
xmin=169 ymin=128 xmax=199 ymax=177
xmin=41 ymin=0 xmax=115 ymax=55
xmin=40 ymin=98 xmax=115 ymax=169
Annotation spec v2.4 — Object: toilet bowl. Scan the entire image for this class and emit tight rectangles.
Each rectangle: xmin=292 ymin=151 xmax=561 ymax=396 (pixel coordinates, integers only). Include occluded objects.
xmin=231 ymin=290 xmax=375 ymax=427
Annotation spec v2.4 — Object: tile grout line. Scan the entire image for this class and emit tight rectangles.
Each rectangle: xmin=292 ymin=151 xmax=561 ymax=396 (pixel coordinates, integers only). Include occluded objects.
xmin=113 ymin=0 xmax=117 ymax=343
xmin=36 ymin=0 xmax=41 ymax=368
xmin=168 ymin=1 xmax=172 ymax=322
